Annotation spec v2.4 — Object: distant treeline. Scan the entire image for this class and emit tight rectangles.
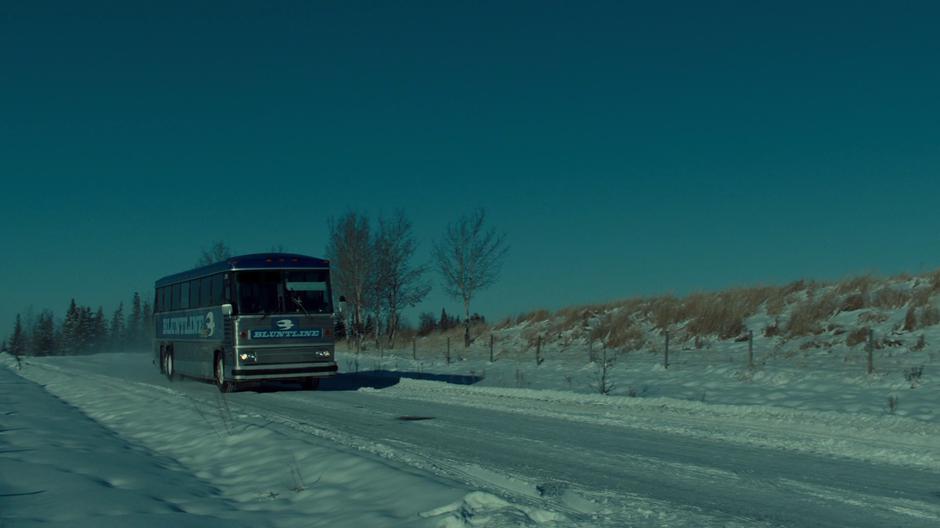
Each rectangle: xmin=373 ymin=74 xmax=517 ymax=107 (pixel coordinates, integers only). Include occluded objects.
xmin=416 ymin=308 xmax=485 ymax=337
xmin=3 ymin=293 xmax=153 ymax=358
xmin=2 ymin=240 xmax=226 ymax=358
xmin=3 ymin=207 xmax=509 ymax=357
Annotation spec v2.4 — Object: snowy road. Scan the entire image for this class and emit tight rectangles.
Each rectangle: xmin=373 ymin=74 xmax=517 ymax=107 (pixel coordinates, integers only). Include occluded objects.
xmin=246 ymin=382 xmax=940 ymax=527
xmin=8 ymin=354 xmax=940 ymax=527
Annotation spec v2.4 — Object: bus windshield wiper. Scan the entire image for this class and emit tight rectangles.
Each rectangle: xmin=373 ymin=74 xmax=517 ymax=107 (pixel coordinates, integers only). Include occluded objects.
xmin=292 ymin=296 xmax=312 ymax=318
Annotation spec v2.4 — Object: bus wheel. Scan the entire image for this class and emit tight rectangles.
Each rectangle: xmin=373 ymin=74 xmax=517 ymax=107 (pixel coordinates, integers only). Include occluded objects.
xmin=302 ymin=377 xmax=320 ymax=391
xmin=164 ymin=351 xmax=176 ymax=381
xmin=215 ymin=353 xmax=237 ymax=393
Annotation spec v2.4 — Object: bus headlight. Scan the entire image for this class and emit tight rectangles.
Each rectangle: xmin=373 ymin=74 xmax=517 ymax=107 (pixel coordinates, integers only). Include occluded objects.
xmin=239 ymin=352 xmax=257 ymax=363
xmin=314 ymin=350 xmax=331 ymax=359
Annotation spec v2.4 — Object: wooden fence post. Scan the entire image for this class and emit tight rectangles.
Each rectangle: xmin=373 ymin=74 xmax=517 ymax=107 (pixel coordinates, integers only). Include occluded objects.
xmin=748 ymin=330 xmax=754 ymax=369
xmin=536 ymin=335 xmax=543 ymax=365
xmin=412 ymin=337 xmax=416 ymax=361
xmin=446 ymin=337 xmax=451 ymax=365
xmin=664 ymin=330 xmax=670 ymax=369
xmin=489 ymin=334 xmax=494 ymax=362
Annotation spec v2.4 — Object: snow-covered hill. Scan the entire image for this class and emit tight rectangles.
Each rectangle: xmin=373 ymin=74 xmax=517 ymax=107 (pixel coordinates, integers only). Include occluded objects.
xmin=348 ymin=273 xmax=938 ymax=423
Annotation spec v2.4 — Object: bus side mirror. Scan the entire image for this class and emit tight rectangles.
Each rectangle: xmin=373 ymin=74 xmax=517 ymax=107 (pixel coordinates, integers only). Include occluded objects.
xmin=221 ymin=303 xmax=233 ymax=316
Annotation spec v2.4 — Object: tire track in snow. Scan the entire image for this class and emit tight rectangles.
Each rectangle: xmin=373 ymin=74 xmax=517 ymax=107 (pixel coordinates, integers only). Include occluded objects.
xmin=17 ymin=358 xmax=940 ymax=527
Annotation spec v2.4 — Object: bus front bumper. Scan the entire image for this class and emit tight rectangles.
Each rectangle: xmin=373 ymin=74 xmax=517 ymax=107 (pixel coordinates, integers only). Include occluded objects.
xmin=231 ymin=362 xmax=338 ymax=380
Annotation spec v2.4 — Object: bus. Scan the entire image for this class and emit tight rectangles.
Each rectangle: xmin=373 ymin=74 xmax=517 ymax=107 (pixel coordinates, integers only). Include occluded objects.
xmin=153 ymin=253 xmax=339 ymax=392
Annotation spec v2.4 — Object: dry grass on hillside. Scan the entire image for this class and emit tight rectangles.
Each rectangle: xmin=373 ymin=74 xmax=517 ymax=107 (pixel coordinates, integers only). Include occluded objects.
xmin=835 ymin=275 xmax=876 ymax=296
xmin=589 ymin=309 xmax=646 ymax=350
xmin=681 ymin=286 xmax=785 ymax=339
xmin=786 ymin=290 xmax=840 ymax=337
xmin=846 ymin=327 xmax=870 ymax=347
xmin=396 ymin=269 xmax=940 ymax=355
xmin=871 ymin=287 xmax=911 ymax=310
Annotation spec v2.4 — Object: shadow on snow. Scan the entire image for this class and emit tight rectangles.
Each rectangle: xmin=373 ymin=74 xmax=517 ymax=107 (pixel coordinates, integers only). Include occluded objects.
xmin=250 ymin=370 xmax=483 ymax=393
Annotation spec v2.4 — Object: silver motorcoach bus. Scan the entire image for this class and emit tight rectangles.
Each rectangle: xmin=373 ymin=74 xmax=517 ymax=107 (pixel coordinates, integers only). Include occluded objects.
xmin=153 ymin=253 xmax=339 ymax=391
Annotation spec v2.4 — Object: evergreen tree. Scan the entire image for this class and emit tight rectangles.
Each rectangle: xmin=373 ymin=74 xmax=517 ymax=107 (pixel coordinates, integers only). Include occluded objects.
xmin=77 ymin=306 xmax=94 ymax=354
xmin=10 ymin=314 xmax=26 ymax=359
xmin=438 ymin=308 xmax=459 ymax=331
xmin=110 ymin=302 xmax=125 ymax=351
xmin=60 ymin=299 xmax=80 ymax=355
xmin=21 ymin=307 xmax=36 ymax=353
xmin=142 ymin=300 xmax=153 ymax=345
xmin=127 ymin=292 xmax=142 ymax=349
xmin=418 ymin=312 xmax=437 ymax=336
xmin=439 ymin=308 xmax=449 ymax=331
xmin=31 ymin=310 xmax=56 ymax=356
xmin=92 ymin=307 xmax=108 ymax=351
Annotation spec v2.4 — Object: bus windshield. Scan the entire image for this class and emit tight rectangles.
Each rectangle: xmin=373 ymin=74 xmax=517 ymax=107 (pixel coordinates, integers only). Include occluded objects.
xmin=235 ymin=270 xmax=332 ymax=315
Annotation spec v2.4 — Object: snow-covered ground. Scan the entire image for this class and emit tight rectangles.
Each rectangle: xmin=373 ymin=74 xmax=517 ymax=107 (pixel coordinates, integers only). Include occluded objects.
xmin=338 ymin=333 xmax=938 ymax=427
xmin=4 ymin=351 xmax=940 ymax=527
xmin=0 ymin=365 xmax=259 ymax=528
xmin=0 ymin=356 xmax=539 ymax=527
xmin=346 ymin=277 xmax=940 ymax=426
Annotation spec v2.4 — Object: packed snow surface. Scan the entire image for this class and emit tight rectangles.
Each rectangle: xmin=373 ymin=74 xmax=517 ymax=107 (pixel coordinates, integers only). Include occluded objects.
xmin=3 ymin=351 xmax=940 ymax=527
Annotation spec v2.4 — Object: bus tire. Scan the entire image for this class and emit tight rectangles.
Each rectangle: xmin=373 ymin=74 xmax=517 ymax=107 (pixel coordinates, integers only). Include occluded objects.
xmin=164 ymin=350 xmax=177 ymax=381
xmin=215 ymin=353 xmax=237 ymax=393
xmin=302 ymin=377 xmax=320 ymax=391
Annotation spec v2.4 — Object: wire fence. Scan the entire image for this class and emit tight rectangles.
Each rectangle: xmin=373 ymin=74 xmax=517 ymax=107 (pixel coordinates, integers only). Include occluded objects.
xmin=338 ymin=329 xmax=936 ymax=381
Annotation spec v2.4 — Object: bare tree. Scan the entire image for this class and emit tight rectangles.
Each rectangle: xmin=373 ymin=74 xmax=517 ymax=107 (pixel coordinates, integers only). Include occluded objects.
xmin=326 ymin=212 xmax=371 ymax=351
xmin=375 ymin=211 xmax=431 ymax=347
xmin=197 ymin=241 xmax=232 ymax=266
xmin=364 ymin=247 xmax=385 ymax=349
xmin=434 ymin=209 xmax=508 ymax=347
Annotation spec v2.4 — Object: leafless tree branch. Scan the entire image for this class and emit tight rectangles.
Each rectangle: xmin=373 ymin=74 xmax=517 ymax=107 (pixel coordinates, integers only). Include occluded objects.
xmin=433 ymin=209 xmax=508 ymax=347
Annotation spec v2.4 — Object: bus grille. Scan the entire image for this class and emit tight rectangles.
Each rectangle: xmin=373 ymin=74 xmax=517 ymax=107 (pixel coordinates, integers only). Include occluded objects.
xmin=251 ymin=348 xmax=330 ymax=365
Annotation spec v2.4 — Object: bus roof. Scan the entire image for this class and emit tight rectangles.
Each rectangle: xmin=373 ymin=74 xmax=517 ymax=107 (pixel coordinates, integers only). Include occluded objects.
xmin=155 ymin=253 xmax=330 ymax=287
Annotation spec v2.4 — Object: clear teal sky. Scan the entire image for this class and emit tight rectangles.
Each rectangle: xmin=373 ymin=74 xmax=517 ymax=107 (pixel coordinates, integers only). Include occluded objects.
xmin=2 ymin=1 xmax=939 ymax=329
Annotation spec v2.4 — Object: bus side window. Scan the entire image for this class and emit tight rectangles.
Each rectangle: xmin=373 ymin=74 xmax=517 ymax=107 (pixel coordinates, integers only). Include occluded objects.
xmin=155 ymin=288 xmax=163 ymax=313
xmin=189 ymin=280 xmax=200 ymax=309
xmin=180 ymin=282 xmax=189 ymax=310
xmin=171 ymin=283 xmax=180 ymax=310
xmin=212 ymin=274 xmax=221 ymax=305
xmin=219 ymin=274 xmax=230 ymax=304
xmin=198 ymin=277 xmax=209 ymax=307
